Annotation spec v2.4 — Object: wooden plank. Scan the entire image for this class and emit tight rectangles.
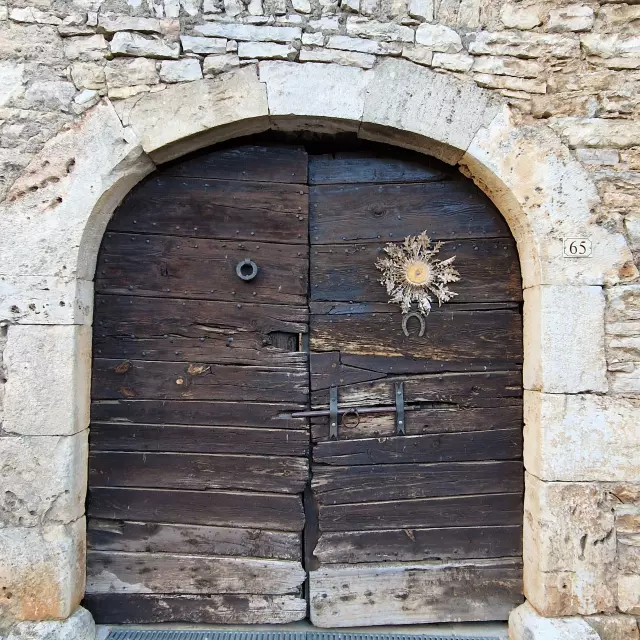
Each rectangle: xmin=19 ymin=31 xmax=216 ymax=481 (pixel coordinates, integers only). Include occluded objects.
xmin=310 ymin=352 xmax=386 ymax=391
xmin=87 ymin=487 xmax=305 ymax=531
xmin=87 ymin=519 xmax=301 ymax=560
xmin=160 ymin=144 xmax=308 ymax=183
xmin=90 ymin=423 xmax=309 ymax=456
xmin=312 ymin=461 xmax=523 ymax=504
xmin=310 ymin=310 xmax=522 ymax=373
xmin=308 ymin=558 xmax=523 ymax=626
xmin=317 ymin=492 xmax=522 ymax=531
xmin=92 ymin=359 xmax=308 ymax=402
xmin=95 ymin=233 xmax=308 ymax=305
xmin=108 ymin=176 xmax=308 ymax=243
xmin=83 ymin=593 xmax=307 ymax=624
xmin=89 ymin=452 xmax=309 ymax=493
xmin=313 ymin=526 xmax=523 ymax=563
xmin=310 ymin=239 xmax=522 ymax=304
xmin=94 ymin=295 xmax=308 ymax=366
xmin=86 ymin=551 xmax=306 ymax=594
xmin=308 ymin=151 xmax=452 ymax=185
xmin=311 ymin=371 xmax=523 ymax=409
xmin=313 ymin=429 xmax=522 ymax=466
xmin=310 ymin=181 xmax=511 ymax=244
xmin=90 ymin=400 xmax=307 ymax=429
xmin=311 ymin=405 xmax=522 ymax=441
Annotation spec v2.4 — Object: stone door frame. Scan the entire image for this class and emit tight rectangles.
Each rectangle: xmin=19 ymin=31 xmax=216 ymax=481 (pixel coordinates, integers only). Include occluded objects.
xmin=0 ymin=59 xmax=636 ymax=640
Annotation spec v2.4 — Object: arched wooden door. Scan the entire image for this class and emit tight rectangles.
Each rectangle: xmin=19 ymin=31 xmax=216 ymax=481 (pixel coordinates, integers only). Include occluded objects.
xmin=84 ymin=139 xmax=524 ymax=626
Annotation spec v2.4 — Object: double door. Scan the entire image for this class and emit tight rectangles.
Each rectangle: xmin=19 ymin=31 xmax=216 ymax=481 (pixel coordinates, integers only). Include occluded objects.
xmin=84 ymin=141 xmax=524 ymax=626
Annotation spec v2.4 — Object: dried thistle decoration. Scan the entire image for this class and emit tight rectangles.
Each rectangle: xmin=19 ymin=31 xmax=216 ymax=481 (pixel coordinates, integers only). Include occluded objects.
xmin=375 ymin=231 xmax=460 ymax=316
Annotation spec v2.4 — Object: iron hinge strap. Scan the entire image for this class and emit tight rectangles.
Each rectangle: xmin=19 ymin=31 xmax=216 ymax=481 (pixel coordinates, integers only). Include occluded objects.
xmin=395 ymin=381 xmax=405 ymax=435
xmin=329 ymin=385 xmax=338 ymax=441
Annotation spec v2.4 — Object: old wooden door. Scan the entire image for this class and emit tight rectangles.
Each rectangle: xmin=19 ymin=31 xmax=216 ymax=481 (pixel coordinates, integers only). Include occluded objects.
xmin=84 ymin=140 xmax=524 ymax=626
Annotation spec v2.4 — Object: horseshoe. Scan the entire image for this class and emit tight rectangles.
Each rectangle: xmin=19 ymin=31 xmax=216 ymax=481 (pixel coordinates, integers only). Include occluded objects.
xmin=402 ymin=312 xmax=426 ymax=337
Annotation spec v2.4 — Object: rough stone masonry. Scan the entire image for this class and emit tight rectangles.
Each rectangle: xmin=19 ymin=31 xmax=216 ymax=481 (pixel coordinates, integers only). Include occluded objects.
xmin=0 ymin=0 xmax=639 ymax=637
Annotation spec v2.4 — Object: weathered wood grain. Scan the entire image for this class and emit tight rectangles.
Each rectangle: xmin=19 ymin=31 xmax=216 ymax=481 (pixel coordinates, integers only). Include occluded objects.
xmin=161 ymin=144 xmax=308 ymax=183
xmin=83 ymin=593 xmax=307 ymax=624
xmin=108 ymin=176 xmax=308 ymax=243
xmin=87 ymin=519 xmax=301 ymax=560
xmin=90 ymin=423 xmax=309 ymax=456
xmin=94 ymin=294 xmax=308 ymax=366
xmin=313 ymin=429 xmax=522 ymax=466
xmin=312 ymin=461 xmax=523 ymax=504
xmin=86 ymin=551 xmax=306 ymax=594
xmin=308 ymin=558 xmax=523 ymax=626
xmin=310 ymin=181 xmax=511 ymax=244
xmin=90 ymin=400 xmax=307 ymax=429
xmin=318 ymin=492 xmax=523 ymax=531
xmin=310 ymin=352 xmax=386 ymax=391
xmin=311 ymin=404 xmax=523 ymax=441
xmin=96 ymin=233 xmax=309 ymax=305
xmin=92 ymin=359 xmax=308 ymax=402
xmin=310 ymin=310 xmax=522 ymax=370
xmin=308 ymin=151 xmax=451 ymax=185
xmin=311 ymin=240 xmax=522 ymax=304
xmin=89 ymin=452 xmax=309 ymax=493
xmin=313 ymin=526 xmax=523 ymax=563
xmin=88 ymin=487 xmax=305 ymax=531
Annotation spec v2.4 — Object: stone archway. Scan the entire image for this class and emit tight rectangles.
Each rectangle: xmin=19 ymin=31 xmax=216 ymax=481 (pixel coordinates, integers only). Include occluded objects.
xmin=0 ymin=59 xmax=637 ymax=640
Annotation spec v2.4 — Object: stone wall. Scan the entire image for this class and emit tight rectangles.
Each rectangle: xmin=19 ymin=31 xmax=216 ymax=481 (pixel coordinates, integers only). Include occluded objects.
xmin=0 ymin=0 xmax=638 ymax=637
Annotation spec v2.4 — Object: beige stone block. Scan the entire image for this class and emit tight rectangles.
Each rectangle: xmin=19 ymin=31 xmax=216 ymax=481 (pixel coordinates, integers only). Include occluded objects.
xmin=3 ymin=325 xmax=91 ymax=437
xmin=549 ymin=117 xmax=640 ymax=149
xmin=595 ymin=4 xmax=640 ymax=34
xmin=509 ymin=602 xmax=600 ymax=640
xmin=115 ymin=67 xmax=268 ymax=163
xmin=345 ymin=17 xmax=414 ymax=42
xmin=327 ymin=35 xmax=402 ymax=55
xmin=181 ymin=35 xmax=228 ymax=55
xmin=299 ymin=48 xmax=375 ymax=68
xmin=581 ymin=34 xmax=640 ymax=69
xmin=105 ymin=58 xmax=160 ymax=90
xmin=500 ymin=3 xmax=542 ymax=29
xmin=70 ymin=62 xmax=106 ymax=91
xmin=0 ymin=102 xmax=154 ymax=280
xmin=194 ymin=22 xmax=301 ymax=43
xmin=63 ymin=34 xmax=108 ymax=62
xmin=110 ymin=32 xmax=180 ymax=59
xmin=473 ymin=72 xmax=546 ymax=94
xmin=159 ymin=58 xmax=203 ymax=82
xmin=547 ymin=5 xmax=594 ymax=33
xmin=618 ymin=574 xmax=640 ymax=614
xmin=0 ymin=276 xmax=92 ymax=325
xmin=607 ymin=285 xmax=640 ymax=323
xmin=469 ymin=30 xmax=579 ymax=59
xmin=472 ymin=55 xmax=544 ymax=79
xmin=0 ymin=431 xmax=88 ymax=527
xmin=203 ymin=54 xmax=241 ymax=76
xmin=401 ymin=45 xmax=434 ymax=66
xmin=239 ymin=42 xmax=298 ymax=60
xmin=524 ymin=391 xmax=639 ymax=481
xmin=462 ymin=107 xmax=635 ymax=287
xmin=523 ymin=286 xmax=607 ymax=393
xmin=415 ymin=23 xmax=462 ymax=53
xmin=523 ymin=474 xmax=617 ymax=616
xmin=586 ymin=614 xmax=640 ymax=640
xmin=0 ymin=519 xmax=85 ymax=621
xmin=432 ymin=52 xmax=473 ymax=72
xmin=361 ymin=58 xmax=500 ymax=165
xmin=5 ymin=606 xmax=95 ymax=640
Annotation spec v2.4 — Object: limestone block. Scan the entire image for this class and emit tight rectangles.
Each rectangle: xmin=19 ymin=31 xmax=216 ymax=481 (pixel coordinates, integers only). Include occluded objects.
xmin=180 ymin=35 xmax=228 ymax=54
xmin=105 ymin=58 xmax=159 ymax=89
xmin=431 ymin=52 xmax=473 ymax=72
xmin=610 ymin=367 xmax=640 ymax=396
xmin=0 ymin=275 xmax=92 ymax=325
xmin=549 ymin=117 xmax=640 ymax=149
xmin=24 ymin=81 xmax=77 ymax=111
xmin=462 ymin=107 xmax=635 ymax=287
xmin=327 ymin=35 xmax=402 ymax=55
xmin=260 ymin=60 xmax=371 ymax=122
xmin=159 ymin=58 xmax=203 ymax=82
xmin=509 ymin=602 xmax=601 ymax=640
xmin=408 ymin=0 xmax=433 ymax=21
xmin=345 ymin=17 xmax=414 ymax=42
xmin=70 ymin=62 xmax=106 ymax=91
xmin=361 ymin=58 xmax=500 ymax=165
xmin=194 ymin=22 xmax=302 ymax=42
xmin=292 ymin=0 xmax=311 ymax=12
xmin=586 ymin=615 xmax=640 ymax=640
xmin=547 ymin=5 xmax=594 ymax=33
xmin=523 ymin=285 xmax=606 ymax=393
xmin=575 ymin=148 xmax=620 ymax=166
xmin=523 ymin=474 xmax=617 ymax=616
xmin=181 ymin=0 xmax=202 ymax=15
xmin=0 ymin=431 xmax=88 ymax=528
xmin=5 ymin=607 xmax=95 ymax=640
xmin=302 ymin=33 xmax=324 ymax=46
xmin=415 ymin=23 xmax=462 ymax=53
xmin=401 ymin=45 xmax=433 ymax=66
xmin=0 ymin=62 xmax=25 ymax=107
xmin=595 ymin=4 xmax=640 ymax=34
xmin=63 ymin=34 xmax=108 ymax=61
xmin=469 ymin=31 xmax=579 ymax=59
xmin=524 ymin=391 xmax=640 ymax=481
xmin=0 ymin=101 xmax=154 ymax=280
xmin=203 ymin=53 xmax=241 ymax=75
xmin=9 ymin=7 xmax=62 ymax=26
xmin=500 ymin=3 xmax=541 ymax=29
xmin=0 ymin=24 xmax=65 ymax=65
xmin=97 ymin=12 xmax=166 ymax=34
xmin=116 ymin=66 xmax=268 ymax=162
xmin=0 ymin=520 xmax=86 ymax=621
xmin=299 ymin=48 xmax=375 ymax=68
xmin=618 ymin=575 xmax=640 ymax=614
xmin=239 ymin=41 xmax=297 ymax=60
xmin=473 ymin=72 xmax=546 ymax=94
xmin=581 ymin=34 xmax=640 ymax=70
xmin=472 ymin=55 xmax=543 ymax=79
xmin=307 ymin=17 xmax=341 ymax=34
xmin=110 ymin=32 xmax=180 ymax=59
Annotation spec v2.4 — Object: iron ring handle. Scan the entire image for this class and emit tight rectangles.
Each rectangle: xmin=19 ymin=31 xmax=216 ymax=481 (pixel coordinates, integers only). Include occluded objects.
xmin=341 ymin=409 xmax=360 ymax=429
xmin=236 ymin=258 xmax=258 ymax=281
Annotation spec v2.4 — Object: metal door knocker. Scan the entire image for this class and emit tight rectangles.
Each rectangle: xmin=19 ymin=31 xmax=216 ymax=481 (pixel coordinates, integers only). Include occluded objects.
xmin=402 ymin=311 xmax=426 ymax=337
xmin=341 ymin=408 xmax=360 ymax=429
xmin=236 ymin=258 xmax=258 ymax=281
